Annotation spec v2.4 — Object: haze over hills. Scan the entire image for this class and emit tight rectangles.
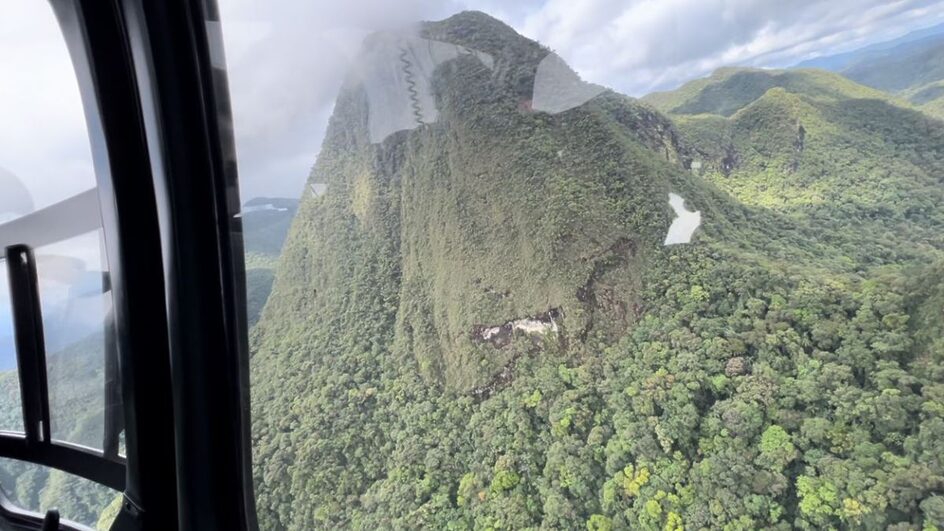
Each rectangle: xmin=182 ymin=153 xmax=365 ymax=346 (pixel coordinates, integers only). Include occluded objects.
xmin=796 ymin=22 xmax=944 ymax=72
xmin=795 ymin=22 xmax=944 ymax=119
xmin=248 ymin=11 xmax=944 ymax=531
xmin=240 ymin=196 xmax=299 ymax=326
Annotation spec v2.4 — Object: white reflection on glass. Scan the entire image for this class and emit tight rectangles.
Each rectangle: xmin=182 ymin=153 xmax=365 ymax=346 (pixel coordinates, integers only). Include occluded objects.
xmin=353 ymin=32 xmax=494 ymax=143
xmin=35 ymin=230 xmax=111 ymax=450
xmin=531 ymin=52 xmax=606 ymax=114
xmin=0 ymin=261 xmax=23 ymax=433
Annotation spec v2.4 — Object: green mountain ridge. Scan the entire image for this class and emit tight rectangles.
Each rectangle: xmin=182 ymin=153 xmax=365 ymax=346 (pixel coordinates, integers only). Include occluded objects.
xmin=643 ymin=67 xmax=898 ymax=117
xmin=644 ymin=67 xmax=944 ymax=260
xmin=250 ymin=11 xmax=944 ymax=530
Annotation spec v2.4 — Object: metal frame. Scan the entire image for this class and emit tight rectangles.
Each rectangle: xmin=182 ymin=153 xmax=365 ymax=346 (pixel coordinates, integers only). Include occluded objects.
xmin=1 ymin=241 xmax=123 ymax=492
xmin=119 ymin=0 xmax=257 ymax=526
xmin=0 ymin=0 xmax=255 ymax=529
xmin=7 ymin=245 xmax=52 ymax=448
xmin=51 ymin=0 xmax=180 ymax=527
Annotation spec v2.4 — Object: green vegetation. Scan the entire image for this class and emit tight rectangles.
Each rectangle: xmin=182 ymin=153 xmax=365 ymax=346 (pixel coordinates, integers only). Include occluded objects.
xmin=646 ymin=67 xmax=944 ymax=260
xmin=0 ymin=335 xmax=118 ymax=526
xmin=644 ymin=67 xmax=891 ymax=117
xmin=249 ymin=11 xmax=944 ymax=531
xmin=905 ymin=80 xmax=944 ymax=120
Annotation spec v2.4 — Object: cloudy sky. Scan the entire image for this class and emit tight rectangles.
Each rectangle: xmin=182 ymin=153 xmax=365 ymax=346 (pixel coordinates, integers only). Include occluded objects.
xmin=2 ymin=0 xmax=944 ymax=207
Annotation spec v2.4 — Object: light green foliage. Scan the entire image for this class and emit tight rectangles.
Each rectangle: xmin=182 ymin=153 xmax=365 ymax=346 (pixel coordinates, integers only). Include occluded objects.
xmin=523 ymin=389 xmax=542 ymax=408
xmin=645 ymin=499 xmax=663 ymax=518
xmin=758 ymin=425 xmax=796 ymax=469
xmin=488 ymin=469 xmax=520 ymax=494
xmin=96 ymin=496 xmax=123 ymax=531
xmin=622 ymin=464 xmax=650 ymax=497
xmin=457 ymin=473 xmax=477 ymax=507
xmin=586 ymin=514 xmax=613 ymax=531
xmin=797 ymin=476 xmax=840 ymax=524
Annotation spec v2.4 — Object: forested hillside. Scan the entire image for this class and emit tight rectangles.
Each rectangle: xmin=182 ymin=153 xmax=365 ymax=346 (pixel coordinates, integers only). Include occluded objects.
xmin=644 ymin=67 xmax=944 ymax=252
xmin=250 ymin=11 xmax=944 ymax=531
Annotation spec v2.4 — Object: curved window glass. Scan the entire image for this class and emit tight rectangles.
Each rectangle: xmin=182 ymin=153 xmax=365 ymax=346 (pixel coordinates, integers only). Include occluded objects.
xmin=0 ymin=0 xmax=121 ymax=523
xmin=0 ymin=0 xmax=97 ymax=222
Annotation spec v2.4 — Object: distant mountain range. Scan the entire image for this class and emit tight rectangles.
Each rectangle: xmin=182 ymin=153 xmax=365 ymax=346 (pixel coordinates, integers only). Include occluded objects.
xmin=796 ymin=22 xmax=944 ymax=71
xmin=794 ymin=21 xmax=944 ymax=118
xmin=240 ymin=196 xmax=299 ymax=256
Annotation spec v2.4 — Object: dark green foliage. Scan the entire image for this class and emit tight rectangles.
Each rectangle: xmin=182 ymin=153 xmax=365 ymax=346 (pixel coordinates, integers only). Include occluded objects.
xmin=241 ymin=197 xmax=299 ymax=328
xmin=247 ymin=267 xmax=276 ymax=328
xmin=250 ymin=12 xmax=944 ymax=531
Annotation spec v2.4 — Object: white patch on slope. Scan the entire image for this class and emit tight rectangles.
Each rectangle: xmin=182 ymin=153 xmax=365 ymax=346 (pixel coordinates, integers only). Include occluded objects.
xmin=664 ymin=192 xmax=701 ymax=245
xmin=481 ymin=326 xmax=502 ymax=340
xmin=479 ymin=315 xmax=559 ymax=341
xmin=512 ymin=317 xmax=558 ymax=335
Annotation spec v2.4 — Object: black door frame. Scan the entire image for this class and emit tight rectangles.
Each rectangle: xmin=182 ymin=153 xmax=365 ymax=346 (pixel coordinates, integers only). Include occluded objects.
xmin=118 ymin=0 xmax=257 ymax=528
xmin=0 ymin=0 xmax=255 ymax=529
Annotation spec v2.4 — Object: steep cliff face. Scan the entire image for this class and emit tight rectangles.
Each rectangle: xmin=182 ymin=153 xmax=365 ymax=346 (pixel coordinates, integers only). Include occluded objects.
xmin=255 ymin=11 xmax=705 ymax=392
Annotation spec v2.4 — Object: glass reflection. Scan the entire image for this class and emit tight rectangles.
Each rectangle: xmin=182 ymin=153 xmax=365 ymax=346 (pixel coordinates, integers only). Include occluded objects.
xmin=34 ymin=230 xmax=111 ymax=450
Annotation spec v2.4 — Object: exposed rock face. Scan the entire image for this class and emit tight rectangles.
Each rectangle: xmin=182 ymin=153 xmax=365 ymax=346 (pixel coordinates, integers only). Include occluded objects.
xmin=471 ymin=308 xmax=562 ymax=348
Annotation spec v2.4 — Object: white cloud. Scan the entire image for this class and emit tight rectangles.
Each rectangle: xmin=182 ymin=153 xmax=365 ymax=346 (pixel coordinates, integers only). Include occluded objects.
xmin=519 ymin=0 xmax=944 ymax=96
